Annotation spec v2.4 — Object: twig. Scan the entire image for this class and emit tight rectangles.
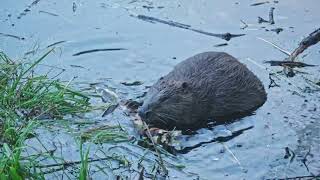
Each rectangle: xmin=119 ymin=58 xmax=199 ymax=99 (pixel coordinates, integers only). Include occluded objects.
xmin=257 ymin=37 xmax=291 ymax=56
xmin=268 ymin=73 xmax=280 ymax=88
xmin=250 ymin=1 xmax=270 ymax=6
xmin=264 ymin=61 xmax=316 ymax=68
xmin=257 ymin=7 xmax=275 ymax=24
xmin=269 ymin=7 xmax=275 ymax=24
xmin=0 ymin=32 xmax=25 ymax=40
xmin=221 ymin=143 xmax=243 ymax=169
xmin=142 ymin=122 xmax=168 ymax=175
xmin=245 ymin=58 xmax=304 ymax=91
xmin=240 ymin=20 xmax=248 ymax=30
xmin=73 ymin=48 xmax=127 ymax=56
xmin=132 ymin=14 xmax=245 ymax=41
xmin=302 ymin=147 xmax=311 ymax=173
xmin=258 ymin=17 xmax=269 ymax=24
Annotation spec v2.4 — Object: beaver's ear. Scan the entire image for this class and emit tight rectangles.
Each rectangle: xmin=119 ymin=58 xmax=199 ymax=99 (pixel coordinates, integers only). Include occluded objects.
xmin=181 ymin=82 xmax=188 ymax=89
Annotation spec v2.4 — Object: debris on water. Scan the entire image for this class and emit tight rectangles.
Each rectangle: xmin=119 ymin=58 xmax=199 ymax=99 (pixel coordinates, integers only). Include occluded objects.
xmin=72 ymin=48 xmax=127 ymax=56
xmin=269 ymin=7 xmax=275 ymax=24
xmin=0 ymin=33 xmax=25 ymax=40
xmin=257 ymin=37 xmax=291 ymax=55
xmin=47 ymin=40 xmax=67 ymax=48
xmin=268 ymin=73 xmax=280 ymax=88
xmin=121 ymin=81 xmax=143 ymax=86
xmin=102 ymin=104 xmax=119 ymax=117
xmin=132 ymin=14 xmax=245 ymax=41
xmin=134 ymin=14 xmax=191 ymax=28
xmin=240 ymin=19 xmax=248 ymax=29
xmin=191 ymin=30 xmax=245 ymax=41
xmin=288 ymin=28 xmax=320 ymax=61
xmin=284 ymin=147 xmax=291 ymax=159
xmin=142 ymin=5 xmax=154 ymax=11
xmin=96 ymin=87 xmax=119 ymax=103
xmin=258 ymin=7 xmax=275 ymax=24
xmin=39 ymin=10 xmax=59 ymax=17
xmin=283 ymin=147 xmax=295 ymax=163
xmin=73 ymin=2 xmax=77 ymax=13
xmin=258 ymin=17 xmax=269 ymax=24
xmin=70 ymin=64 xmax=86 ymax=69
xmin=96 ymin=86 xmax=120 ymax=116
xmin=270 ymin=28 xmax=283 ymax=34
xmin=17 ymin=0 xmax=41 ymax=19
xmin=30 ymin=0 xmax=41 ymax=6
xmin=264 ymin=61 xmax=316 ymax=68
xmin=214 ymin=43 xmax=228 ymax=47
xmin=250 ymin=1 xmax=270 ymax=6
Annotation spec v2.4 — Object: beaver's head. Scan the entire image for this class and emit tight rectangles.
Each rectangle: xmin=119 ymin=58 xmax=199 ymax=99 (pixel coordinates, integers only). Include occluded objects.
xmin=138 ymin=79 xmax=196 ymax=129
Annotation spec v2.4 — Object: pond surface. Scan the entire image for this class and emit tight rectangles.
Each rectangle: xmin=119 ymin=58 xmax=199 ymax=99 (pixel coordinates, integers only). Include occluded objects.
xmin=1 ymin=0 xmax=320 ymax=179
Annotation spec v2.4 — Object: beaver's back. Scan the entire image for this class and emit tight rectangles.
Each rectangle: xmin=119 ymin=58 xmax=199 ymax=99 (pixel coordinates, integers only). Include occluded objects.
xmin=165 ymin=51 xmax=267 ymax=118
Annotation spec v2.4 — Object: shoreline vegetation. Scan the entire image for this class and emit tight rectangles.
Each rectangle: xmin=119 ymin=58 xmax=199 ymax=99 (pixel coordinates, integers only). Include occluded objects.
xmin=0 ymin=50 xmax=94 ymax=179
xmin=0 ymin=50 xmax=184 ymax=179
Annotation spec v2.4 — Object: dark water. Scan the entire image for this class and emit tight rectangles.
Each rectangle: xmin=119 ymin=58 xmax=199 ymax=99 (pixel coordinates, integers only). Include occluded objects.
xmin=1 ymin=0 xmax=319 ymax=179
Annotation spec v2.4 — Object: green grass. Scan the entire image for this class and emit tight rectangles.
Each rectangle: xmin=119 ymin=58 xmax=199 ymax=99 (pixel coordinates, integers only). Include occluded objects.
xmin=0 ymin=50 xmax=179 ymax=179
xmin=80 ymin=124 xmax=129 ymax=144
xmin=79 ymin=141 xmax=90 ymax=180
xmin=0 ymin=50 xmax=93 ymax=178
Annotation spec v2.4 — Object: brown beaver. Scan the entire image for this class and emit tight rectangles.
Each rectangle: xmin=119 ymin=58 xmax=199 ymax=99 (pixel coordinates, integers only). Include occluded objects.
xmin=138 ymin=52 xmax=267 ymax=129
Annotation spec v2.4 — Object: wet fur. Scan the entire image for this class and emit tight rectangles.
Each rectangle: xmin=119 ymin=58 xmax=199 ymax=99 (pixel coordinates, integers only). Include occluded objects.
xmin=138 ymin=52 xmax=267 ymax=129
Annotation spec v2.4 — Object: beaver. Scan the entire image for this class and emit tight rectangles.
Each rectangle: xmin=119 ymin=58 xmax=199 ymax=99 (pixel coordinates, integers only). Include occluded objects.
xmin=138 ymin=52 xmax=267 ymax=129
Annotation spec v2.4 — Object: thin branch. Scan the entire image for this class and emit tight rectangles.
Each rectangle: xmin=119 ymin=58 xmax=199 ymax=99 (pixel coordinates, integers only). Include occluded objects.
xmin=257 ymin=37 xmax=291 ymax=56
xmin=288 ymin=28 xmax=320 ymax=61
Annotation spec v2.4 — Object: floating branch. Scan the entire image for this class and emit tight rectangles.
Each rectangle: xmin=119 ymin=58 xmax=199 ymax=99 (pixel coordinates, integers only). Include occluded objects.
xmin=258 ymin=7 xmax=275 ymax=24
xmin=132 ymin=14 xmax=245 ymax=41
xmin=288 ymin=28 xmax=320 ymax=61
xmin=39 ymin=10 xmax=59 ymax=17
xmin=257 ymin=37 xmax=291 ymax=56
xmin=47 ymin=40 xmax=67 ymax=48
xmin=73 ymin=48 xmax=127 ymax=56
xmin=269 ymin=7 xmax=275 ymax=24
xmin=264 ymin=60 xmax=316 ymax=68
xmin=250 ymin=1 xmax=270 ymax=6
xmin=0 ymin=32 xmax=25 ymax=40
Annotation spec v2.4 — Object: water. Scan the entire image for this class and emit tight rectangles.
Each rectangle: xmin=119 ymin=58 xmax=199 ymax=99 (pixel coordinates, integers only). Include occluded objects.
xmin=1 ymin=0 xmax=319 ymax=179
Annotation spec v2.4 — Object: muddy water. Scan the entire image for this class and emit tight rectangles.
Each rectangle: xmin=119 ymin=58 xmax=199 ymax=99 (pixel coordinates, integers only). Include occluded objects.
xmin=1 ymin=0 xmax=319 ymax=179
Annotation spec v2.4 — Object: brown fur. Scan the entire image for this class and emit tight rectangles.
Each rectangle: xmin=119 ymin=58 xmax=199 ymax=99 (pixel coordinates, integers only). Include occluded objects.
xmin=138 ymin=52 xmax=267 ymax=129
